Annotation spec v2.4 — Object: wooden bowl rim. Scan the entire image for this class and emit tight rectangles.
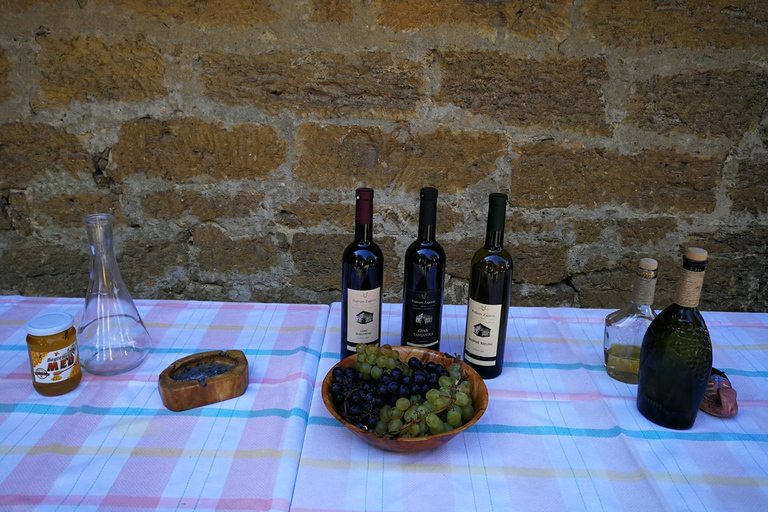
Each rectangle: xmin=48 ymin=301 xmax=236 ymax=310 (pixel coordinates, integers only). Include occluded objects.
xmin=321 ymin=346 xmax=489 ymax=450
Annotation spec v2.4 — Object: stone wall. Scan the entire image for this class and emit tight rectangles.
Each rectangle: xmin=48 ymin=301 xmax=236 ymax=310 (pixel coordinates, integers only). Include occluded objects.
xmin=0 ymin=0 xmax=766 ymax=312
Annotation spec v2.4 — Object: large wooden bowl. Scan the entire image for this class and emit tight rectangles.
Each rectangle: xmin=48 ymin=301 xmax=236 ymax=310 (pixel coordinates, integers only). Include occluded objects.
xmin=322 ymin=346 xmax=489 ymax=453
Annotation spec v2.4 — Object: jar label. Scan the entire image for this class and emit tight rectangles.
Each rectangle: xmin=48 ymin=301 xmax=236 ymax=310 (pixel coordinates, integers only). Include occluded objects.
xmin=464 ymin=299 xmax=501 ymax=365
xmin=345 ymin=287 xmax=381 ymax=351
xmin=30 ymin=341 xmax=81 ymax=384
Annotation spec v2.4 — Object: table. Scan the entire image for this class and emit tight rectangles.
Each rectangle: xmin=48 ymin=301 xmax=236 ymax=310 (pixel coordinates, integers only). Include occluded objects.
xmin=1 ymin=297 xmax=767 ymax=511
xmin=292 ymin=303 xmax=768 ymax=512
xmin=0 ymin=296 xmax=329 ymax=512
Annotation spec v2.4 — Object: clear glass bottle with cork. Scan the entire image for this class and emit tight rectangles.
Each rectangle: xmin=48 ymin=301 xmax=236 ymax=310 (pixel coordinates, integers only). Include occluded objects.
xmin=604 ymin=257 xmax=658 ymax=384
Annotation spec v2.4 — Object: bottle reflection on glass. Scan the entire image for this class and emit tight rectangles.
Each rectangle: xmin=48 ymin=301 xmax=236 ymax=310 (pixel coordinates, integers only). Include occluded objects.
xmin=637 ymin=247 xmax=712 ymax=430
xmin=340 ymin=188 xmax=384 ymax=359
xmin=463 ymin=193 xmax=513 ymax=380
xmin=604 ymin=258 xmax=658 ymax=384
xmin=401 ymin=187 xmax=445 ymax=350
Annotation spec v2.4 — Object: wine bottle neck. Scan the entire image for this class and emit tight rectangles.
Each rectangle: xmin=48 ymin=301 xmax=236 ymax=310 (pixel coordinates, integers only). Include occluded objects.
xmin=485 ymin=193 xmax=507 ymax=250
xmin=485 ymin=229 xmax=504 ymax=250
xmin=355 ymin=223 xmax=372 ymax=245
xmin=674 ymin=253 xmax=708 ymax=308
xmin=418 ymin=222 xmax=436 ymax=244
xmin=632 ymin=270 xmax=657 ymax=306
xmin=354 ymin=188 xmax=374 ymax=245
xmin=675 ymin=268 xmax=705 ymax=308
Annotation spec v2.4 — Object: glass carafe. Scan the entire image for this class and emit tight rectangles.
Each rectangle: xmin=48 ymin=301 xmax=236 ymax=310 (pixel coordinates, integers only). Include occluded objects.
xmin=78 ymin=213 xmax=152 ymax=375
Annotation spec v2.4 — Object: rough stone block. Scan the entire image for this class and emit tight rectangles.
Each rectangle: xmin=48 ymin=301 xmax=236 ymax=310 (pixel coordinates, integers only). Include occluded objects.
xmin=0 ymin=48 xmax=11 ymax=102
xmin=36 ymin=31 xmax=166 ymax=108
xmin=141 ymin=189 xmax=264 ymax=222
xmin=104 ymin=0 xmax=280 ymax=28
xmin=110 ymin=118 xmax=286 ymax=183
xmin=0 ymin=233 xmax=87 ymax=297
xmin=376 ymin=0 xmax=572 ymax=41
xmin=625 ymin=68 xmax=768 ymax=140
xmin=194 ymin=225 xmax=280 ymax=273
xmin=291 ymin=233 xmax=349 ymax=290
xmin=31 ymin=192 xmax=125 ymax=227
xmin=729 ymin=158 xmax=768 ymax=216
xmin=0 ymin=122 xmax=91 ymax=189
xmin=294 ymin=123 xmax=505 ymax=191
xmin=618 ymin=217 xmax=678 ymax=246
xmin=435 ymin=51 xmax=610 ymax=135
xmin=511 ymin=142 xmax=722 ymax=213
xmin=582 ymin=0 xmax=768 ymax=49
xmin=119 ymin=234 xmax=192 ymax=298
xmin=309 ymin=0 xmax=354 ymax=23
xmin=279 ymin=199 xmax=355 ymax=229
xmin=511 ymin=242 xmax=568 ymax=286
xmin=202 ymin=50 xmax=424 ymax=119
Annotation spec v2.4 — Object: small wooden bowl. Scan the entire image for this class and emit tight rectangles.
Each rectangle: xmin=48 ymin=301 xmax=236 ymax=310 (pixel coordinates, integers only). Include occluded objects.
xmin=158 ymin=350 xmax=248 ymax=412
xmin=322 ymin=346 xmax=489 ymax=453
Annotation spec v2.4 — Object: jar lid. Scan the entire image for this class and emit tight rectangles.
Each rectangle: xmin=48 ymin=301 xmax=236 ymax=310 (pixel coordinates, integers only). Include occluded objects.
xmin=25 ymin=312 xmax=74 ymax=336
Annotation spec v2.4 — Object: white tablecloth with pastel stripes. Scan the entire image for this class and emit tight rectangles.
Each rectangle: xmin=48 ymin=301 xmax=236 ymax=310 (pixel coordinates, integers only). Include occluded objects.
xmin=2 ymin=297 xmax=767 ymax=511
xmin=292 ymin=303 xmax=768 ymax=512
xmin=0 ymin=296 xmax=329 ymax=512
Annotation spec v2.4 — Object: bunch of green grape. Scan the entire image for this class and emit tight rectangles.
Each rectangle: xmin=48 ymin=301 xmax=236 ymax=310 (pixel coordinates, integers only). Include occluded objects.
xmin=330 ymin=344 xmax=476 ymax=438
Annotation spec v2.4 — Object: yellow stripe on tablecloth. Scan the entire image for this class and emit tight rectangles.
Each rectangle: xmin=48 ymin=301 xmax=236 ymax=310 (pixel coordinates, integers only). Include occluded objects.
xmin=296 ymin=457 xmax=768 ymax=487
xmin=4 ymin=443 xmax=300 ymax=461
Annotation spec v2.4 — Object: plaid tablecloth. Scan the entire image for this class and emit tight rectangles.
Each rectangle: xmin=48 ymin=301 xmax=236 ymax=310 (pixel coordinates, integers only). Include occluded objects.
xmin=0 ymin=296 xmax=329 ymax=512
xmin=292 ymin=303 xmax=768 ymax=512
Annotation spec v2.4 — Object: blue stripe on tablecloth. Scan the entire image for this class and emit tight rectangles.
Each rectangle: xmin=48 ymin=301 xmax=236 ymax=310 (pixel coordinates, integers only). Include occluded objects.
xmin=0 ymin=345 xmax=322 ymax=359
xmin=306 ymin=416 xmax=768 ymax=443
xmin=0 ymin=403 xmax=310 ymax=420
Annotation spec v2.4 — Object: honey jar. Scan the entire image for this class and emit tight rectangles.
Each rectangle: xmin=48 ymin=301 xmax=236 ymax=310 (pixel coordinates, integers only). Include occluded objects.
xmin=25 ymin=312 xmax=82 ymax=396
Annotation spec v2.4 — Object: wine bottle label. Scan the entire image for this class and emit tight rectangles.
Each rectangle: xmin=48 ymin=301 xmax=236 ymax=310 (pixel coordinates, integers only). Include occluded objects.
xmin=675 ymin=268 xmax=705 ymax=308
xmin=464 ymin=298 xmax=502 ymax=366
xmin=345 ymin=287 xmax=381 ymax=351
xmin=29 ymin=341 xmax=80 ymax=384
xmin=403 ymin=288 xmax=441 ymax=348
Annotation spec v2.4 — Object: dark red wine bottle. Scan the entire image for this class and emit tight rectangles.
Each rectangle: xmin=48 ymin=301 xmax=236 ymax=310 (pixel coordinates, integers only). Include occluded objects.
xmin=401 ymin=187 xmax=445 ymax=350
xmin=340 ymin=188 xmax=384 ymax=359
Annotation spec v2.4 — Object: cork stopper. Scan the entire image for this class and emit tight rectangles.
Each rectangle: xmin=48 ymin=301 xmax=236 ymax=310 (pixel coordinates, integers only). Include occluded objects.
xmin=633 ymin=258 xmax=658 ymax=305
xmin=685 ymin=247 xmax=708 ymax=262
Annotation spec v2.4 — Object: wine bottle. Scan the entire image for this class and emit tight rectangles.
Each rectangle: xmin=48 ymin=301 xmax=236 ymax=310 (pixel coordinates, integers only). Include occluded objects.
xmin=340 ymin=188 xmax=384 ymax=359
xmin=637 ymin=247 xmax=712 ymax=430
xmin=463 ymin=193 xmax=513 ymax=379
xmin=603 ymin=258 xmax=658 ymax=384
xmin=401 ymin=187 xmax=446 ymax=350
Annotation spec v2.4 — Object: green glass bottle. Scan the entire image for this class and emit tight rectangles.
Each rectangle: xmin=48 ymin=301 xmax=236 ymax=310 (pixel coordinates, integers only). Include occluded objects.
xmin=636 ymin=247 xmax=712 ymax=430
xmin=462 ymin=193 xmax=513 ymax=379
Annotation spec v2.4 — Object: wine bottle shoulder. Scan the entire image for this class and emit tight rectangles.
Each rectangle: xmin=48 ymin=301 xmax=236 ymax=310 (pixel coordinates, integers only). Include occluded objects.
xmin=405 ymin=239 xmax=445 ymax=259
xmin=343 ymin=240 xmax=383 ymax=258
xmin=471 ymin=246 xmax=512 ymax=268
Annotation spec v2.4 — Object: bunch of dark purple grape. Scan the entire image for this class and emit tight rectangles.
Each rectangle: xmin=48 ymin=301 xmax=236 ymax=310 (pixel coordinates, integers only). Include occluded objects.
xmin=329 ymin=344 xmax=475 ymax=438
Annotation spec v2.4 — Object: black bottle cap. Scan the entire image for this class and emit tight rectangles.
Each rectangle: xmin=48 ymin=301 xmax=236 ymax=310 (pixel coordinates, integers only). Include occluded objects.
xmin=487 ymin=193 xmax=508 ymax=233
